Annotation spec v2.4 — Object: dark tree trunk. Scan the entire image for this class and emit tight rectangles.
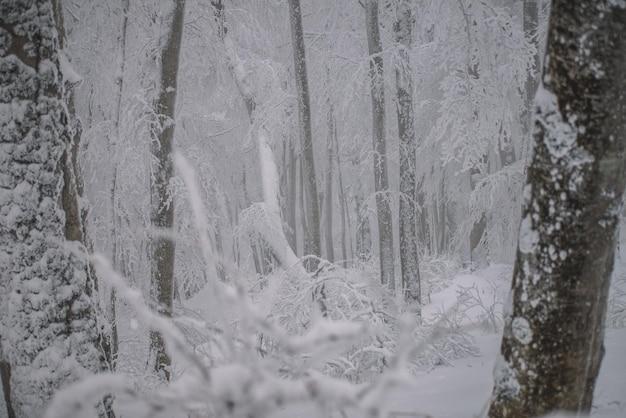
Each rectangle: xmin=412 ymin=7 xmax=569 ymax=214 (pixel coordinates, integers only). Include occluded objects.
xmin=489 ymin=2 xmax=626 ymax=417
xmin=149 ymin=0 xmax=186 ymax=381
xmin=283 ymin=138 xmax=298 ymax=254
xmin=395 ymin=0 xmax=421 ymax=305
xmin=288 ymin=0 xmax=321 ymax=270
xmin=355 ymin=193 xmax=372 ymax=261
xmin=335 ymin=128 xmax=349 ymax=267
xmin=365 ymin=0 xmax=395 ymax=289
xmin=0 ymin=338 xmax=15 ymax=418
xmin=522 ymin=0 xmax=540 ymax=137
xmin=324 ymin=100 xmax=336 ymax=263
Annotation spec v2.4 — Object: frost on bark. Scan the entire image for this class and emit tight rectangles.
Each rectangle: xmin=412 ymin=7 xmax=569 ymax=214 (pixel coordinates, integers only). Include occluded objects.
xmin=489 ymin=2 xmax=626 ymax=417
xmin=365 ymin=0 xmax=395 ymax=289
xmin=288 ymin=0 xmax=321 ymax=270
xmin=148 ymin=0 xmax=186 ymax=381
xmin=0 ymin=1 xmax=109 ymax=415
xmin=394 ymin=0 xmax=420 ymax=305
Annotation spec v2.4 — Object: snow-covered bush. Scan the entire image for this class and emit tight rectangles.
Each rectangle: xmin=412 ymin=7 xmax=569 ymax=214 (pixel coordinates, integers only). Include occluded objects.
xmin=266 ymin=259 xmax=395 ymax=383
xmin=419 ymin=254 xmax=467 ymax=304
xmin=43 ymin=156 xmax=412 ymax=417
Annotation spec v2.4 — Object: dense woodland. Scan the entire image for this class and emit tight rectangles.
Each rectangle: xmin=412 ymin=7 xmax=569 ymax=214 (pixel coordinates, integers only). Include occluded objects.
xmin=1 ymin=0 xmax=626 ymax=417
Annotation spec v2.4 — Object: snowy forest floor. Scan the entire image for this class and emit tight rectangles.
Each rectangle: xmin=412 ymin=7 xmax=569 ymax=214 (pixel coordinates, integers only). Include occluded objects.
xmin=15 ymin=261 xmax=624 ymax=418
xmin=272 ymin=263 xmax=626 ymax=418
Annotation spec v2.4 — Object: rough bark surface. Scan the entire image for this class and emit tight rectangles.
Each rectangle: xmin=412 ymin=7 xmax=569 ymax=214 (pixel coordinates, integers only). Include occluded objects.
xmin=395 ymin=0 xmax=421 ymax=305
xmin=149 ymin=0 xmax=186 ymax=381
xmin=0 ymin=1 xmax=109 ymax=415
xmin=489 ymin=2 xmax=626 ymax=417
xmin=365 ymin=0 xmax=395 ymax=289
xmin=288 ymin=0 xmax=321 ymax=269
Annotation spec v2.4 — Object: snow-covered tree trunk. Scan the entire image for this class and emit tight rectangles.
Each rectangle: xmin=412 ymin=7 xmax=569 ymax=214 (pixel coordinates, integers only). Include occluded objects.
xmin=395 ymin=0 xmax=421 ymax=305
xmin=107 ymin=0 xmax=130 ymax=370
xmin=148 ymin=0 xmax=186 ymax=381
xmin=489 ymin=2 xmax=626 ymax=417
xmin=288 ymin=0 xmax=321 ymax=269
xmin=0 ymin=1 xmax=110 ymax=415
xmin=365 ymin=0 xmax=395 ymax=289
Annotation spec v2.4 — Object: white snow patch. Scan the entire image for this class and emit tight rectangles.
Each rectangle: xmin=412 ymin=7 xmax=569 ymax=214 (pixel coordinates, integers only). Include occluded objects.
xmin=608 ymin=0 xmax=626 ymax=9
xmin=58 ymin=51 xmax=83 ymax=86
xmin=518 ymin=216 xmax=539 ymax=254
xmin=523 ymin=184 xmax=532 ymax=204
xmin=535 ymin=86 xmax=579 ymax=159
xmin=512 ymin=317 xmax=533 ymax=344
xmin=492 ymin=354 xmax=520 ymax=398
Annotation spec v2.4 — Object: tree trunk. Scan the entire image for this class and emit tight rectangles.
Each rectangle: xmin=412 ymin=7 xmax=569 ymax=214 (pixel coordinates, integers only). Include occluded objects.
xmin=0 ymin=350 xmax=15 ymax=418
xmin=488 ymin=2 xmax=626 ymax=417
xmin=324 ymin=100 xmax=336 ymax=263
xmin=365 ymin=0 xmax=395 ymax=289
xmin=106 ymin=0 xmax=130 ymax=370
xmin=283 ymin=138 xmax=298 ymax=254
xmin=335 ymin=125 xmax=349 ymax=267
xmin=522 ymin=0 xmax=540 ymax=137
xmin=288 ymin=0 xmax=321 ymax=270
xmin=148 ymin=0 xmax=186 ymax=381
xmin=0 ymin=1 xmax=111 ymax=414
xmin=469 ymin=165 xmax=487 ymax=265
xmin=417 ymin=186 xmax=430 ymax=254
xmin=395 ymin=0 xmax=421 ymax=305
xmin=356 ymin=193 xmax=372 ymax=261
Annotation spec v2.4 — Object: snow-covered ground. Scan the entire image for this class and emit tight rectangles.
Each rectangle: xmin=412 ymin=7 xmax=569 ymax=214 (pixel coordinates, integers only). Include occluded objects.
xmin=274 ymin=264 xmax=626 ymax=418
xmin=23 ymin=264 xmax=625 ymax=418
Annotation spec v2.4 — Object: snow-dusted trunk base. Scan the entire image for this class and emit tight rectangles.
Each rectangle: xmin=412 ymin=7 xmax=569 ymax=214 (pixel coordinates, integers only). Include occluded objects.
xmin=0 ymin=1 xmax=109 ymax=416
xmin=489 ymin=2 xmax=626 ymax=417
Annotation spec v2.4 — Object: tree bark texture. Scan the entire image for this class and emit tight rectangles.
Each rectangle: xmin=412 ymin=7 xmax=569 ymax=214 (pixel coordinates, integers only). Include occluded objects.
xmin=0 ymin=1 xmax=110 ymax=415
xmin=489 ymin=2 xmax=626 ymax=417
xmin=394 ymin=0 xmax=421 ymax=304
xmin=0 ymin=337 xmax=15 ymax=418
xmin=522 ymin=0 xmax=540 ymax=137
xmin=288 ymin=0 xmax=321 ymax=269
xmin=365 ymin=0 xmax=395 ymax=289
xmin=149 ymin=0 xmax=186 ymax=381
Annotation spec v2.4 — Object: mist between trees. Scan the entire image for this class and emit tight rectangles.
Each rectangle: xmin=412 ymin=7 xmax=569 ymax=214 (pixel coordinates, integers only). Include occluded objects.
xmin=1 ymin=0 xmax=625 ymax=417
